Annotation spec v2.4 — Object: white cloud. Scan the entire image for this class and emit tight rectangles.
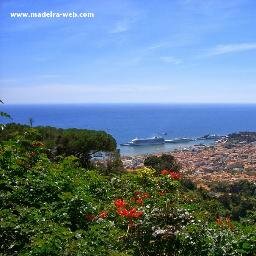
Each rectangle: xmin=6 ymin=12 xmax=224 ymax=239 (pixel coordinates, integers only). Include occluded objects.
xmin=146 ymin=42 xmax=170 ymax=51
xmin=110 ymin=20 xmax=130 ymax=33
xmin=109 ymin=7 xmax=141 ymax=34
xmin=1 ymin=84 xmax=172 ymax=104
xmin=2 ymin=82 xmax=256 ymax=104
xmin=206 ymin=43 xmax=256 ymax=56
xmin=160 ymin=56 xmax=182 ymax=64
xmin=109 ymin=10 xmax=140 ymax=34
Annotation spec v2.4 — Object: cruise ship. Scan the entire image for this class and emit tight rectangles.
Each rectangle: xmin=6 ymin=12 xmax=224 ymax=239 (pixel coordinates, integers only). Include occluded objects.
xmin=197 ymin=134 xmax=222 ymax=140
xmin=121 ymin=136 xmax=165 ymax=146
xmin=165 ymin=137 xmax=193 ymax=144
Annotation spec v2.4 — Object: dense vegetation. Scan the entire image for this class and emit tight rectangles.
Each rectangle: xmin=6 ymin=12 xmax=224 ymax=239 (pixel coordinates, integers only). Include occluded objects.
xmin=0 ymin=123 xmax=117 ymax=168
xmin=209 ymin=181 xmax=256 ymax=222
xmin=0 ymin=100 xmax=11 ymax=130
xmin=144 ymin=154 xmax=181 ymax=173
xmin=0 ymin=122 xmax=255 ymax=255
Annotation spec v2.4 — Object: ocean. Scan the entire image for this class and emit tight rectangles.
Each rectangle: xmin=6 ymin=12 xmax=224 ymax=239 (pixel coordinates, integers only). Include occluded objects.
xmin=1 ymin=104 xmax=256 ymax=155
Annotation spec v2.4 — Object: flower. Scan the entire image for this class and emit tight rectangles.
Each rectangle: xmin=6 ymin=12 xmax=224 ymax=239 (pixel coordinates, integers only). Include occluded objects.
xmin=114 ymin=199 xmax=127 ymax=208
xmin=169 ymin=171 xmax=181 ymax=180
xmin=141 ymin=192 xmax=150 ymax=199
xmin=98 ymin=211 xmax=108 ymax=219
xmin=132 ymin=191 xmax=150 ymax=205
xmin=117 ymin=207 xmax=143 ymax=219
xmin=161 ymin=170 xmax=169 ymax=175
xmin=117 ymin=208 xmax=129 ymax=217
xmin=130 ymin=209 xmax=143 ymax=218
xmin=128 ymin=208 xmax=137 ymax=216
xmin=135 ymin=198 xmax=144 ymax=205
xmin=161 ymin=170 xmax=181 ymax=180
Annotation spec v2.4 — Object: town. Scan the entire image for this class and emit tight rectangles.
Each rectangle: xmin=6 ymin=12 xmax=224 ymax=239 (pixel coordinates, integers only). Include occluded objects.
xmin=122 ymin=139 xmax=256 ymax=187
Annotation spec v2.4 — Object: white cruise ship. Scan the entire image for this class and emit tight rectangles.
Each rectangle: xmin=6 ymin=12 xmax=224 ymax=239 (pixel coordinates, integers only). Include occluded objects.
xmin=122 ymin=136 xmax=165 ymax=146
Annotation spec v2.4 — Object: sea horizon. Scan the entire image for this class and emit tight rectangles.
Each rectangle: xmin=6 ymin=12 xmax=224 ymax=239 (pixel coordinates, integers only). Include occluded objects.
xmin=3 ymin=102 xmax=256 ymax=106
xmin=2 ymin=103 xmax=256 ymax=155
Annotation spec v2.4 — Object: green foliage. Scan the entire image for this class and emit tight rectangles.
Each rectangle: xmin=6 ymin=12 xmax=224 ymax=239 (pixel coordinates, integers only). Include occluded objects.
xmin=0 ymin=100 xmax=11 ymax=130
xmin=144 ymin=154 xmax=181 ymax=173
xmin=0 ymin=131 xmax=255 ymax=255
xmin=95 ymin=151 xmax=124 ymax=175
xmin=135 ymin=167 xmax=156 ymax=178
xmin=0 ymin=123 xmax=117 ymax=168
xmin=0 ymin=100 xmax=11 ymax=119
xmin=228 ymin=131 xmax=256 ymax=143
xmin=210 ymin=181 xmax=256 ymax=222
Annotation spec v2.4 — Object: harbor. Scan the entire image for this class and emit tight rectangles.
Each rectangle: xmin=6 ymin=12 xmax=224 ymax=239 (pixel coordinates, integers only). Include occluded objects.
xmin=119 ymin=134 xmax=224 ymax=156
xmin=121 ymin=139 xmax=256 ymax=186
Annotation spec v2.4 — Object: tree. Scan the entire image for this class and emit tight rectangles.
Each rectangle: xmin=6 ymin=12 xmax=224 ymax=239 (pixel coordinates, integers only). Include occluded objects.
xmin=29 ymin=117 xmax=34 ymax=127
xmin=144 ymin=154 xmax=181 ymax=173
xmin=0 ymin=100 xmax=11 ymax=130
xmin=0 ymin=123 xmax=117 ymax=168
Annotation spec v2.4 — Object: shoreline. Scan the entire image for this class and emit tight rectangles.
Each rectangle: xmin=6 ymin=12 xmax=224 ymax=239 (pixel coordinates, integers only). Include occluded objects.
xmin=121 ymin=138 xmax=256 ymax=186
xmin=121 ymin=140 xmax=218 ymax=168
xmin=119 ymin=138 xmax=217 ymax=157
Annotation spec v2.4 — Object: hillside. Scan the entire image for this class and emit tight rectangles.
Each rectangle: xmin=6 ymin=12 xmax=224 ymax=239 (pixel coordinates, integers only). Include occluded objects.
xmin=0 ymin=126 xmax=255 ymax=255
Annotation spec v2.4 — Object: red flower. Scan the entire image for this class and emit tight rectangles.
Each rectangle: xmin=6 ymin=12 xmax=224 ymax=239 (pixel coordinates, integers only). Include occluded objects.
xmin=117 ymin=208 xmax=129 ymax=217
xmin=117 ymin=207 xmax=143 ymax=219
xmin=114 ymin=199 xmax=127 ymax=208
xmin=132 ymin=191 xmax=150 ymax=205
xmin=98 ymin=211 xmax=108 ymax=219
xmin=169 ymin=171 xmax=181 ymax=180
xmin=161 ymin=170 xmax=169 ymax=175
xmin=130 ymin=209 xmax=143 ymax=218
xmin=135 ymin=198 xmax=144 ymax=205
xmin=128 ymin=208 xmax=137 ymax=215
xmin=141 ymin=192 xmax=150 ymax=199
xmin=131 ymin=197 xmax=136 ymax=202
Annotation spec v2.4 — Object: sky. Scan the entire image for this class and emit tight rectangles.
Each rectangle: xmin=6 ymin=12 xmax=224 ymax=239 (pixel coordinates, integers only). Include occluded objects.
xmin=0 ymin=0 xmax=256 ymax=104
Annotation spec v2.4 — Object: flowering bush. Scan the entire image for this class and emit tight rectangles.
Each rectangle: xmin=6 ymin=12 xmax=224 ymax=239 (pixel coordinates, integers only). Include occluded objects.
xmin=114 ymin=198 xmax=128 ymax=208
xmin=0 ymin=130 xmax=255 ymax=255
xmin=169 ymin=171 xmax=181 ymax=180
xmin=117 ymin=207 xmax=143 ymax=219
xmin=161 ymin=169 xmax=181 ymax=180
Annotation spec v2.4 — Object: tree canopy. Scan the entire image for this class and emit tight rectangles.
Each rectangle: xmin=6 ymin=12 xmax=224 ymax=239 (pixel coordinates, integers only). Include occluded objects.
xmin=144 ymin=154 xmax=181 ymax=173
xmin=0 ymin=123 xmax=117 ymax=167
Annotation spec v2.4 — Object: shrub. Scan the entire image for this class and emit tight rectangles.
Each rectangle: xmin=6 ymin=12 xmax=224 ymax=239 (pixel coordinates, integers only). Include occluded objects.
xmin=144 ymin=154 xmax=181 ymax=173
xmin=0 ymin=130 xmax=255 ymax=255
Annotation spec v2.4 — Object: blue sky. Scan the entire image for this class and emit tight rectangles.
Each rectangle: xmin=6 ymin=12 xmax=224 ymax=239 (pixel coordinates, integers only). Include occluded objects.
xmin=0 ymin=0 xmax=256 ymax=103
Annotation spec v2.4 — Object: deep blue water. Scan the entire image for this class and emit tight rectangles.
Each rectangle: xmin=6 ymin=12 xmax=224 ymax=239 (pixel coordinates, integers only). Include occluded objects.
xmin=1 ymin=104 xmax=256 ymax=155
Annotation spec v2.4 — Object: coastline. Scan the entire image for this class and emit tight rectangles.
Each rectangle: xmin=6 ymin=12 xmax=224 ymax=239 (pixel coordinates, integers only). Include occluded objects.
xmin=121 ymin=138 xmax=256 ymax=187
xmin=119 ymin=138 xmax=217 ymax=156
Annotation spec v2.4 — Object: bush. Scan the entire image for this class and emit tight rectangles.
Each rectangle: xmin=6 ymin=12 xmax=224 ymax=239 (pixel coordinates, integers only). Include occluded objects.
xmin=144 ymin=154 xmax=181 ymax=173
xmin=0 ymin=131 xmax=255 ymax=255
xmin=0 ymin=123 xmax=117 ymax=168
